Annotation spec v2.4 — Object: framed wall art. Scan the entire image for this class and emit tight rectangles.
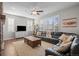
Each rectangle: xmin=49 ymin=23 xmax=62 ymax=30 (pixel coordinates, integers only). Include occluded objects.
xmin=62 ymin=18 xmax=77 ymax=27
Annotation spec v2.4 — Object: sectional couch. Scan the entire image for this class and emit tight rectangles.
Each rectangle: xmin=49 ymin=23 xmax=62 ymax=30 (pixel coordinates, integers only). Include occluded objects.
xmin=34 ymin=31 xmax=79 ymax=56
xmin=35 ymin=32 xmax=76 ymax=44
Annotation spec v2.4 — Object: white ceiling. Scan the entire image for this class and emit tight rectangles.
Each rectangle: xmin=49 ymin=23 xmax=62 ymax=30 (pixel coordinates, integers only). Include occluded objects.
xmin=3 ymin=2 xmax=79 ymax=19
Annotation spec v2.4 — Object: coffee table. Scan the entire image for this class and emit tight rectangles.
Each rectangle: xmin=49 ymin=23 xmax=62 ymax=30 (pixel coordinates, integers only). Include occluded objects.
xmin=24 ymin=36 xmax=41 ymax=48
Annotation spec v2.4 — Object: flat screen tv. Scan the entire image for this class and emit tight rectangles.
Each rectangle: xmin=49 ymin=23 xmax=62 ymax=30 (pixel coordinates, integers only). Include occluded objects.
xmin=17 ymin=26 xmax=26 ymax=31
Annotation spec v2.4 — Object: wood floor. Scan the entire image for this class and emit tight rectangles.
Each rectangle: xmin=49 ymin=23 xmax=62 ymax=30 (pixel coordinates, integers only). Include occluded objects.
xmin=3 ymin=38 xmax=53 ymax=56
xmin=2 ymin=38 xmax=23 ymax=56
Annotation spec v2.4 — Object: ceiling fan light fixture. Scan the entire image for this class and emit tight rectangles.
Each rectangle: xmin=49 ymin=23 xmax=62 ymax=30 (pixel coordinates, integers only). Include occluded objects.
xmin=32 ymin=11 xmax=37 ymax=15
xmin=31 ymin=11 xmax=41 ymax=15
xmin=31 ymin=7 xmax=43 ymax=15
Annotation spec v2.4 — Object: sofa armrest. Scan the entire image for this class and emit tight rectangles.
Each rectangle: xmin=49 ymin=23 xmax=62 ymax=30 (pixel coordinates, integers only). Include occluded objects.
xmin=45 ymin=48 xmax=62 ymax=56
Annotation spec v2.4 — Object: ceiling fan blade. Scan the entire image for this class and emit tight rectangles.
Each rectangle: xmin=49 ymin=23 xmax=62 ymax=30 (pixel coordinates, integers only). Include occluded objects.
xmin=36 ymin=10 xmax=43 ymax=12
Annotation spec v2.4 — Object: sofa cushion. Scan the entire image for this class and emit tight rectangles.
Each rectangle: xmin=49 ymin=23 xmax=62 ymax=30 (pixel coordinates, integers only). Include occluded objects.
xmin=52 ymin=32 xmax=63 ymax=38
xmin=54 ymin=32 xmax=63 ymax=36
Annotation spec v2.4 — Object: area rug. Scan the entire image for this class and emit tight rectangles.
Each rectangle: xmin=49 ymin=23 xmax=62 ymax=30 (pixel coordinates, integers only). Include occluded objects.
xmin=8 ymin=40 xmax=53 ymax=56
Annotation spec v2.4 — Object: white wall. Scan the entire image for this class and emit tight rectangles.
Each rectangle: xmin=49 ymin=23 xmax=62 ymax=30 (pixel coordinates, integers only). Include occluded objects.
xmin=38 ymin=5 xmax=79 ymax=34
xmin=3 ymin=14 xmax=33 ymax=40
xmin=14 ymin=16 xmax=33 ymax=38
xmin=3 ymin=14 xmax=15 ymax=40
xmin=59 ymin=5 xmax=79 ymax=34
xmin=14 ymin=16 xmax=27 ymax=38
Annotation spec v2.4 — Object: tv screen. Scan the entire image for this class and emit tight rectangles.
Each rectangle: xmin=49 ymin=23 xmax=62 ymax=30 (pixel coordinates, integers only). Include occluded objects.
xmin=17 ymin=26 xmax=26 ymax=31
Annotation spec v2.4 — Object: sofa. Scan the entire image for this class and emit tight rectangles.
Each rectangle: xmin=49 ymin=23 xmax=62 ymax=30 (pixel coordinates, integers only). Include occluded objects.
xmin=34 ymin=31 xmax=60 ymax=44
xmin=45 ymin=32 xmax=79 ymax=56
xmin=34 ymin=31 xmax=79 ymax=56
xmin=34 ymin=31 xmax=76 ymax=44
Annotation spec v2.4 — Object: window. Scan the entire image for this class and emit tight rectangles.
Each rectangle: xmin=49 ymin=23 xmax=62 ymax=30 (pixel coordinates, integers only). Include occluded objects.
xmin=39 ymin=15 xmax=59 ymax=32
xmin=8 ymin=18 xmax=14 ymax=32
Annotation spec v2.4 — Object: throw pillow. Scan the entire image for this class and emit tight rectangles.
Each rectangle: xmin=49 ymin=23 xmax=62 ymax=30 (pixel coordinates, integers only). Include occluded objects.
xmin=67 ymin=35 xmax=74 ymax=41
xmin=42 ymin=31 xmax=46 ymax=36
xmin=59 ymin=34 xmax=69 ymax=43
xmin=57 ymin=41 xmax=72 ymax=53
xmin=37 ymin=32 xmax=41 ymax=36
xmin=46 ymin=31 xmax=52 ymax=38
xmin=61 ymin=35 xmax=74 ymax=44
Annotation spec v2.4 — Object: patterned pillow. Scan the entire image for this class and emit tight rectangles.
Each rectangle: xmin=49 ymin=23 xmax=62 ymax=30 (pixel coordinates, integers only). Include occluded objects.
xmin=60 ymin=35 xmax=74 ymax=44
xmin=59 ymin=34 xmax=69 ymax=41
xmin=37 ymin=32 xmax=41 ymax=36
xmin=46 ymin=31 xmax=52 ymax=38
xmin=67 ymin=35 xmax=74 ymax=41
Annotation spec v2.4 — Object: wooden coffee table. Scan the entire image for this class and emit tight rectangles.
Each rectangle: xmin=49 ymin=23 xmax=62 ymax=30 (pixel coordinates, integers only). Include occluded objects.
xmin=24 ymin=36 xmax=41 ymax=48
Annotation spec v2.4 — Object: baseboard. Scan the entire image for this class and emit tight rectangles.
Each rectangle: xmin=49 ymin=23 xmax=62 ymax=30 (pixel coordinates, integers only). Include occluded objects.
xmin=15 ymin=37 xmax=24 ymax=39
xmin=3 ymin=39 xmax=16 ymax=42
xmin=3 ymin=37 xmax=15 ymax=41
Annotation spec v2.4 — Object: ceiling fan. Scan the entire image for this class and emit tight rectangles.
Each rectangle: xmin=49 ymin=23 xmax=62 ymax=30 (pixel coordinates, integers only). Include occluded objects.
xmin=31 ymin=8 xmax=43 ymax=15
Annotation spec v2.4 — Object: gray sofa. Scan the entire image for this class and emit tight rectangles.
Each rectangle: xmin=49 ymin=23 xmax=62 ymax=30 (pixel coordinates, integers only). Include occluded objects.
xmin=34 ymin=31 xmax=79 ymax=56
xmin=45 ymin=32 xmax=79 ymax=56
xmin=35 ymin=32 xmax=76 ymax=44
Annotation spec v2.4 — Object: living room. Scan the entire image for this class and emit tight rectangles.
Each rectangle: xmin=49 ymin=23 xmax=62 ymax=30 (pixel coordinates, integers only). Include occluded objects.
xmin=0 ymin=2 xmax=79 ymax=56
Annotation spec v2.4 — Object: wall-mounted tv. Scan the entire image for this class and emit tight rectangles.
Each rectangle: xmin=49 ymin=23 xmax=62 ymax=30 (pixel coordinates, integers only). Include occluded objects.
xmin=17 ymin=26 xmax=26 ymax=31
